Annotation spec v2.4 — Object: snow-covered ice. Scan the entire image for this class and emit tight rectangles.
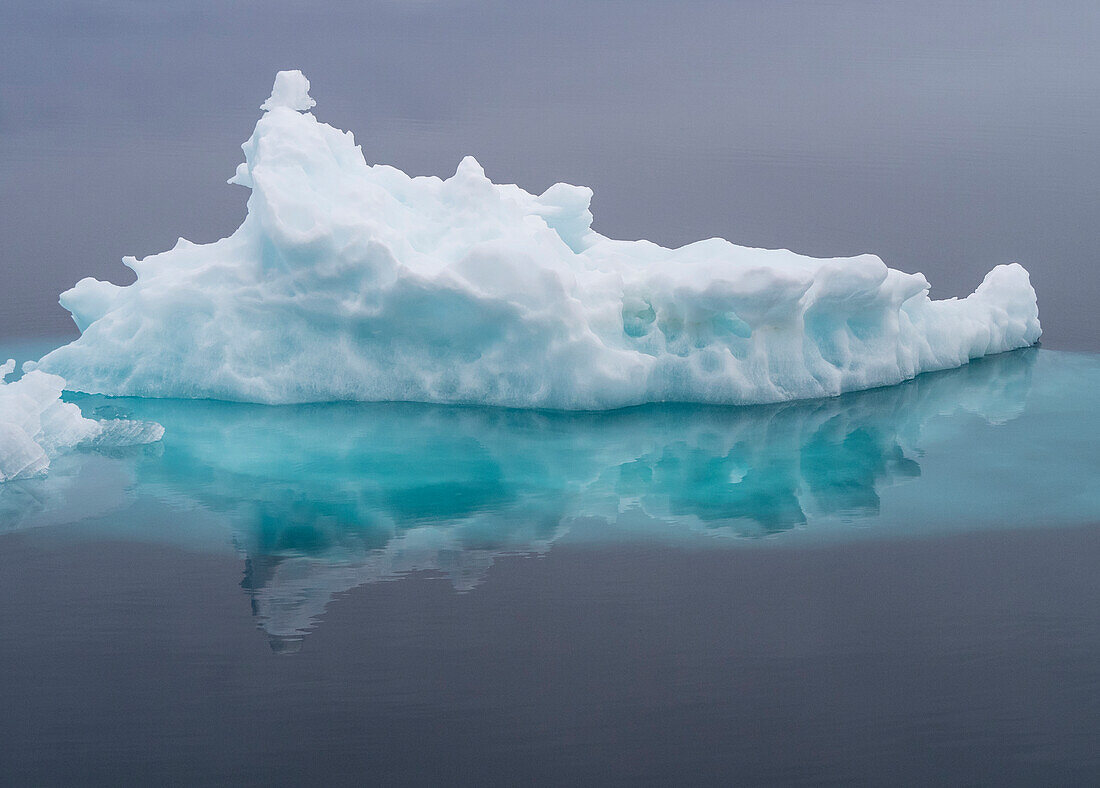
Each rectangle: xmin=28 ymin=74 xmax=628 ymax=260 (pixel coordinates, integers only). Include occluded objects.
xmin=0 ymin=360 xmax=163 ymax=482
xmin=31 ymin=71 xmax=1041 ymax=408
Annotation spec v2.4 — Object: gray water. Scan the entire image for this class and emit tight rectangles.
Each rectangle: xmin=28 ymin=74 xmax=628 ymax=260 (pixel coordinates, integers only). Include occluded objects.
xmin=2 ymin=2 xmax=1100 ymax=784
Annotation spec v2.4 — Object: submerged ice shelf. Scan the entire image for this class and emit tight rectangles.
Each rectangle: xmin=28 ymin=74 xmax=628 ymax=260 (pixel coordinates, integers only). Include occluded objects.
xmin=4 ymin=348 xmax=1098 ymax=645
xmin=30 ymin=70 xmax=1039 ymax=408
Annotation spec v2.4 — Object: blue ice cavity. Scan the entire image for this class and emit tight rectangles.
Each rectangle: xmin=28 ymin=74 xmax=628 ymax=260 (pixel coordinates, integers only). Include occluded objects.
xmin=31 ymin=70 xmax=1041 ymax=408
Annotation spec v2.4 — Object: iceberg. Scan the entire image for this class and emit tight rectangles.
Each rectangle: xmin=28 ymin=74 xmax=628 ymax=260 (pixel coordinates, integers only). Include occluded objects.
xmin=32 ymin=70 xmax=1041 ymax=408
xmin=0 ymin=360 xmax=163 ymax=482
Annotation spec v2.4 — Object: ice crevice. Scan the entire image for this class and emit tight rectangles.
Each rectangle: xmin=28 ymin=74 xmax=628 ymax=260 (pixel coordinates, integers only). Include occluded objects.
xmin=29 ymin=70 xmax=1041 ymax=409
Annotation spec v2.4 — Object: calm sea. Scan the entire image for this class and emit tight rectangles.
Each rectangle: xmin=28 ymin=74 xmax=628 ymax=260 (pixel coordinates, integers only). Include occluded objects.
xmin=1 ymin=2 xmax=1098 ymax=784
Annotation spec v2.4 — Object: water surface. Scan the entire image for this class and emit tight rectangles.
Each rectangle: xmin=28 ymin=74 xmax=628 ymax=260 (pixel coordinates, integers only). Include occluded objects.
xmin=2 ymin=2 xmax=1100 ymax=784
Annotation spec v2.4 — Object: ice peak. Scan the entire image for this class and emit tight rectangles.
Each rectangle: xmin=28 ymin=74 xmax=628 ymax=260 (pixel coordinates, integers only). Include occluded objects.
xmin=455 ymin=155 xmax=486 ymax=179
xmin=260 ymin=70 xmax=316 ymax=113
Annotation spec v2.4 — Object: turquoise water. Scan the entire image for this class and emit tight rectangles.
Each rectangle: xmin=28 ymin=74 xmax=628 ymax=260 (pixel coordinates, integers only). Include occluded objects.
xmin=4 ymin=346 xmax=1098 ymax=646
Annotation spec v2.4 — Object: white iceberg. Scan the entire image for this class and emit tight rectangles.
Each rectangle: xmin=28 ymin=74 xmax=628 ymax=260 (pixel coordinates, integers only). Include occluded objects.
xmin=31 ymin=70 xmax=1041 ymax=408
xmin=0 ymin=360 xmax=163 ymax=482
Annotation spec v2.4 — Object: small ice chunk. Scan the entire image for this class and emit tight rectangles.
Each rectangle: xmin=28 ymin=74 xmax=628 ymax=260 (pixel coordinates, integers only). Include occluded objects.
xmin=0 ymin=359 xmax=163 ymax=482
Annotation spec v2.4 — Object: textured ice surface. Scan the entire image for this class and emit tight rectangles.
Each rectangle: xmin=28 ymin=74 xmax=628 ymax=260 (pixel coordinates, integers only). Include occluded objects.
xmin=33 ymin=70 xmax=1041 ymax=408
xmin=0 ymin=359 xmax=163 ymax=482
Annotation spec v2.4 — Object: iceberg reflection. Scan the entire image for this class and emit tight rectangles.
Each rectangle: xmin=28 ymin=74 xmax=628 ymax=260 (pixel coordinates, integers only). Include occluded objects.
xmin=9 ymin=347 xmax=1098 ymax=647
xmin=69 ymin=346 xmax=1093 ymax=646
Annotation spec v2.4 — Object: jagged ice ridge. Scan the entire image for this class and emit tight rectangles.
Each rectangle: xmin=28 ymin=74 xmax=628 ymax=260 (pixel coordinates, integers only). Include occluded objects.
xmin=31 ymin=70 xmax=1041 ymax=408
